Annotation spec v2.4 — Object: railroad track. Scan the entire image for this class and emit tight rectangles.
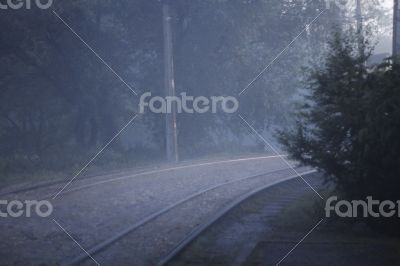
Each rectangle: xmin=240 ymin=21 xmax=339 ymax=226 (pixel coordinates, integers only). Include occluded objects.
xmin=158 ymin=171 xmax=321 ymax=266
xmin=64 ymin=167 xmax=317 ymax=266
xmin=51 ymin=155 xmax=282 ymax=199
xmin=0 ymin=165 xmax=157 ymax=198
xmin=0 ymin=155 xmax=281 ymax=198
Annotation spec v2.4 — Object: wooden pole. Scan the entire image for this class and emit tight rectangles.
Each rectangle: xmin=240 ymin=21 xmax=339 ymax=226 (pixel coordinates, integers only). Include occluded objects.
xmin=356 ymin=0 xmax=364 ymax=56
xmin=356 ymin=0 xmax=362 ymax=33
xmin=394 ymin=0 xmax=400 ymax=56
xmin=163 ymin=1 xmax=179 ymax=162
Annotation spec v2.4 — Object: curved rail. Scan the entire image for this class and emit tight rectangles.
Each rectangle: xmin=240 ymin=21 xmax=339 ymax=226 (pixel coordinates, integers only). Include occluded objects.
xmin=157 ymin=170 xmax=317 ymax=266
xmin=65 ymin=166 xmax=301 ymax=265
xmin=0 ymin=155 xmax=282 ymax=198
xmin=54 ymin=155 xmax=282 ymax=199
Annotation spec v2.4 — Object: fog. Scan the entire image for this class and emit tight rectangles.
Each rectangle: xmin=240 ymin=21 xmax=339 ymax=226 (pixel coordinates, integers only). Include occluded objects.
xmin=1 ymin=1 xmax=399 ymax=265
xmin=0 ymin=1 xmax=392 ymax=179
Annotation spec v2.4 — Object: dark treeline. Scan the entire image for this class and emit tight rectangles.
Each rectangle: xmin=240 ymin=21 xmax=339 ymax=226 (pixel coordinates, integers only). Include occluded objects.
xmin=0 ymin=0 xmax=382 ymax=176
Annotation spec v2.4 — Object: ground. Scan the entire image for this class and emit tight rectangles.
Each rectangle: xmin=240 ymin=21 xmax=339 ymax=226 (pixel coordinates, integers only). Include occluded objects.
xmin=169 ymin=174 xmax=400 ymax=266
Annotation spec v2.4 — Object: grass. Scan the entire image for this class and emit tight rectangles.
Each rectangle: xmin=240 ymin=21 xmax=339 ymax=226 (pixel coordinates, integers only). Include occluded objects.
xmin=248 ymin=187 xmax=400 ymax=265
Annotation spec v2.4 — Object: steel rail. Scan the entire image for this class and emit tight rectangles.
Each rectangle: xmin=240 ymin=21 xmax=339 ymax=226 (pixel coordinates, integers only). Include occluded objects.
xmin=65 ymin=166 xmax=305 ymax=265
xmin=157 ymin=170 xmax=318 ymax=266
xmin=0 ymin=155 xmax=281 ymax=198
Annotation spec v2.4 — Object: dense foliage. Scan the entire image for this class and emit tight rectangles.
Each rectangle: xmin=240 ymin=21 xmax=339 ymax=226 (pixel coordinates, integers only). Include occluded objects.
xmin=279 ymin=30 xmax=400 ymax=209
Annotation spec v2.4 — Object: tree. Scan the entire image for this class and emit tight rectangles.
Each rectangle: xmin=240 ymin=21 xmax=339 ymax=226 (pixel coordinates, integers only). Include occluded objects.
xmin=278 ymin=29 xmax=400 ymax=229
xmin=0 ymin=1 xmax=164 ymax=173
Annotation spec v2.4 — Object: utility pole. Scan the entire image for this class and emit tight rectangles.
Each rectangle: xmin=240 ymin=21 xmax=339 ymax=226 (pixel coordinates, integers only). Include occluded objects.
xmin=162 ymin=0 xmax=179 ymax=162
xmin=394 ymin=0 xmax=400 ymax=56
xmin=356 ymin=0 xmax=362 ymax=33
xmin=355 ymin=0 xmax=364 ymax=55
